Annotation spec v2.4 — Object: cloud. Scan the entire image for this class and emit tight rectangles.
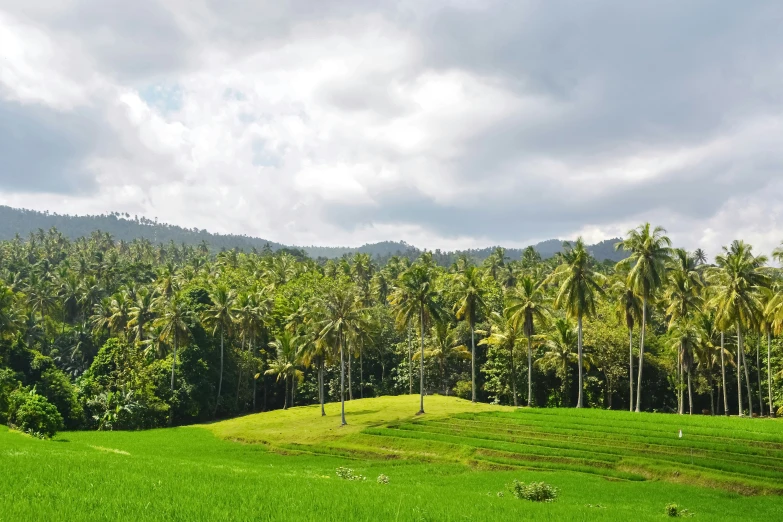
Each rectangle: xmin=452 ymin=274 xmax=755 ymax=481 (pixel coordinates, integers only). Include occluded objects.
xmin=0 ymin=0 xmax=782 ymax=256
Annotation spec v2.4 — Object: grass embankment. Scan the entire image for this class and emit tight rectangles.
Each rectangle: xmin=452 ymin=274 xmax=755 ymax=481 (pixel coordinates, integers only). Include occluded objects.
xmin=2 ymin=395 xmax=783 ymax=521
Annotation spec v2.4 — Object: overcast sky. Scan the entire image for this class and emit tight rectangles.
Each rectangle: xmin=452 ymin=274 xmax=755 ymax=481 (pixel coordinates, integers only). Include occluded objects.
xmin=2 ymin=1 xmax=782 ymax=256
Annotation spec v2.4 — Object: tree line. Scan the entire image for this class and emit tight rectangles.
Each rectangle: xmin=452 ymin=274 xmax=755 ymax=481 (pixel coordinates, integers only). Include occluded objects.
xmin=1 ymin=224 xmax=781 ymax=434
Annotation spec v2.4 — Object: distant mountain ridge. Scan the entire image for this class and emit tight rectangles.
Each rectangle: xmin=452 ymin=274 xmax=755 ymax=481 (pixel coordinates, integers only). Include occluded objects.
xmin=0 ymin=206 xmax=628 ymax=262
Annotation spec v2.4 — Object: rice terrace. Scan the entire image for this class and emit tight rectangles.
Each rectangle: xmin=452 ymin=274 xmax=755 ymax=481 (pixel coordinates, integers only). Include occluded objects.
xmin=3 ymin=395 xmax=783 ymax=521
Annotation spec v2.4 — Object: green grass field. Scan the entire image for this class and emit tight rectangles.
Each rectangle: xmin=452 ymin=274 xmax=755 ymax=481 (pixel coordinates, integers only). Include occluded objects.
xmin=3 ymin=395 xmax=783 ymax=521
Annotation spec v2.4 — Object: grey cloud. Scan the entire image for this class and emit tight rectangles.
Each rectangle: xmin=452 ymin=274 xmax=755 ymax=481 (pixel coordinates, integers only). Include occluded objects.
xmin=0 ymin=100 xmax=98 ymax=194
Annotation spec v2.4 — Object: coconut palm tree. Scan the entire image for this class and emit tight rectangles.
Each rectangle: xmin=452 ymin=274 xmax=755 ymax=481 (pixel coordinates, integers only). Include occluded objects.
xmin=202 ymin=284 xmax=237 ymax=417
xmin=153 ymin=293 xmax=193 ymax=392
xmin=665 ymin=249 xmax=704 ymax=414
xmin=415 ymin=321 xmax=470 ymax=395
xmin=451 ymin=265 xmax=487 ymax=403
xmin=616 ymin=223 xmax=672 ymax=412
xmin=319 ymin=284 xmax=363 ymax=425
xmin=611 ymin=278 xmax=642 ymax=411
xmin=506 ymin=275 xmax=550 ymax=407
xmin=667 ymin=319 xmax=699 ymax=415
xmin=547 ymin=238 xmax=604 ymax=408
xmin=479 ymin=309 xmax=524 ymax=406
xmin=390 ymin=262 xmax=445 ymax=414
xmin=265 ymin=331 xmax=303 ymax=410
xmin=537 ymin=318 xmax=580 ymax=407
xmin=708 ymin=240 xmax=769 ymax=416
xmin=128 ymin=287 xmax=155 ymax=343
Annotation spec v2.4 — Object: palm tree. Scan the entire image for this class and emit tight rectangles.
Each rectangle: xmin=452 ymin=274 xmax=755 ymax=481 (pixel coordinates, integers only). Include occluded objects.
xmin=265 ymin=332 xmax=303 ymax=410
xmin=667 ymin=319 xmax=699 ymax=415
xmin=616 ymin=223 xmax=672 ymax=412
xmin=547 ymin=238 xmax=604 ymax=408
xmin=128 ymin=287 xmax=155 ymax=343
xmin=479 ymin=309 xmax=523 ymax=406
xmin=0 ymin=284 xmax=22 ymax=341
xmin=153 ymin=293 xmax=193 ymax=392
xmin=452 ymin=266 xmax=487 ymax=403
xmin=506 ymin=275 xmax=550 ymax=406
xmin=611 ymin=279 xmax=642 ymax=411
xmin=319 ymin=285 xmax=363 ymax=425
xmin=665 ymin=249 xmax=704 ymax=414
xmin=708 ymin=240 xmax=769 ymax=416
xmin=202 ymin=285 xmax=237 ymax=417
xmin=537 ymin=318 xmax=579 ymax=406
xmin=390 ymin=262 xmax=445 ymax=414
xmin=419 ymin=321 xmax=470 ymax=395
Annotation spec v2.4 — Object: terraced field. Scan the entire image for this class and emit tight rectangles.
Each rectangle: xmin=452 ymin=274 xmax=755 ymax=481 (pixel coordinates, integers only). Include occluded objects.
xmin=212 ymin=396 xmax=783 ymax=495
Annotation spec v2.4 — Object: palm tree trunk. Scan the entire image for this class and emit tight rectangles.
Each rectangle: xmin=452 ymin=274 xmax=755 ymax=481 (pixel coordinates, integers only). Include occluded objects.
xmin=340 ymin=333 xmax=346 ymax=425
xmin=527 ymin=335 xmax=533 ymax=407
xmin=737 ymin=325 xmax=744 ymax=416
xmin=319 ymin=359 xmax=325 ymax=417
xmin=418 ymin=307 xmax=425 ymax=414
xmin=511 ymin=341 xmax=517 ymax=407
xmin=628 ymin=328 xmax=634 ymax=412
xmin=577 ymin=315 xmax=584 ymax=408
xmin=471 ymin=323 xmax=476 ymax=403
xmin=214 ymin=329 xmax=224 ymax=417
xmin=292 ymin=375 xmax=296 ymax=407
xmin=283 ymin=376 xmax=288 ymax=410
xmin=741 ymin=340 xmax=753 ymax=417
xmin=168 ymin=337 xmax=177 ymax=426
xmin=360 ymin=340 xmax=363 ymax=399
xmin=348 ymin=350 xmax=353 ymax=401
xmin=757 ymin=337 xmax=764 ymax=416
xmin=236 ymin=339 xmax=245 ymax=409
xmin=721 ymin=332 xmax=728 ymax=416
xmin=768 ymin=332 xmax=775 ymax=417
xmin=408 ymin=323 xmax=413 ymax=395
xmin=635 ymin=297 xmax=647 ymax=413
xmin=678 ymin=343 xmax=684 ymax=415
xmin=687 ymin=366 xmax=693 ymax=415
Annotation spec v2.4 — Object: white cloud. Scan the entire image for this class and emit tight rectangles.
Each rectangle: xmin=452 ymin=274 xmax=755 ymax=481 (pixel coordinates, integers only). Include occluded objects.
xmin=1 ymin=1 xmax=783 ymax=254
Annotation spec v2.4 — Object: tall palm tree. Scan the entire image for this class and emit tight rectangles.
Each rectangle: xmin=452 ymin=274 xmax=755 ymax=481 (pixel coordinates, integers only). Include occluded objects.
xmin=452 ymin=266 xmax=487 ymax=403
xmin=319 ymin=285 xmax=363 ymax=425
xmin=419 ymin=321 xmax=470 ymax=395
xmin=128 ymin=287 xmax=155 ymax=343
xmin=506 ymin=275 xmax=550 ymax=406
xmin=665 ymin=249 xmax=704 ymax=414
xmin=390 ymin=262 xmax=445 ymax=414
xmin=153 ymin=293 xmax=193 ymax=392
xmin=667 ymin=319 xmax=699 ymax=415
xmin=611 ymin=279 xmax=642 ymax=411
xmin=479 ymin=309 xmax=524 ymax=406
xmin=708 ymin=240 xmax=769 ymax=416
xmin=616 ymin=223 xmax=672 ymax=412
xmin=547 ymin=238 xmax=604 ymax=408
xmin=265 ymin=332 xmax=303 ymax=410
xmin=202 ymin=285 xmax=237 ymax=417
xmin=537 ymin=318 xmax=580 ymax=407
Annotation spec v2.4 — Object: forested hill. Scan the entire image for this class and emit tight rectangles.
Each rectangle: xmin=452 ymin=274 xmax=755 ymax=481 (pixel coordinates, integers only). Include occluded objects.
xmin=0 ymin=206 xmax=626 ymax=262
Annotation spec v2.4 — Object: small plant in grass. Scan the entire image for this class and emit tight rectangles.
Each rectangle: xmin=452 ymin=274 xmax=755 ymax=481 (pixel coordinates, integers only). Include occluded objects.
xmin=665 ymin=503 xmax=694 ymax=517
xmin=506 ymin=480 xmax=559 ymax=502
xmin=335 ymin=467 xmax=366 ymax=481
xmin=376 ymin=474 xmax=389 ymax=485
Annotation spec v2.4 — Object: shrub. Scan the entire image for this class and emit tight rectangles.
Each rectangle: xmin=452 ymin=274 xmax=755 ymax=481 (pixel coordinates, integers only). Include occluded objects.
xmin=336 ymin=467 xmax=366 ymax=481
xmin=507 ymin=480 xmax=559 ymax=502
xmin=8 ymin=389 xmax=63 ymax=438
xmin=665 ymin=503 xmax=693 ymax=517
xmin=0 ymin=368 xmax=20 ymax=424
xmin=377 ymin=474 xmax=389 ymax=485
xmin=453 ymin=380 xmax=472 ymax=400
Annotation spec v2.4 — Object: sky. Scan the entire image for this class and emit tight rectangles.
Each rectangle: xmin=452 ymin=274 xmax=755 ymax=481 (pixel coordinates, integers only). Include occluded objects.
xmin=1 ymin=1 xmax=783 ymax=257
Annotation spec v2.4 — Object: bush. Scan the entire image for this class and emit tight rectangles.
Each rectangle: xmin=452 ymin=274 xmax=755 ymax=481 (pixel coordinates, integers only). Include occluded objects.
xmin=0 ymin=368 xmax=20 ymax=424
xmin=8 ymin=389 xmax=63 ymax=438
xmin=335 ymin=467 xmax=366 ymax=481
xmin=377 ymin=474 xmax=389 ymax=485
xmin=453 ymin=380 xmax=472 ymax=400
xmin=507 ymin=480 xmax=559 ymax=502
xmin=665 ymin=503 xmax=693 ymax=517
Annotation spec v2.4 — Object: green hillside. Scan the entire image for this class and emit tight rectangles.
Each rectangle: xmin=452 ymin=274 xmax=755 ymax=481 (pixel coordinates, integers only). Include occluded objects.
xmin=3 ymin=396 xmax=782 ymax=521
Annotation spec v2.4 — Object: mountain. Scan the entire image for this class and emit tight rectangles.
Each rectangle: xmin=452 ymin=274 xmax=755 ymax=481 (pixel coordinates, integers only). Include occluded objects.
xmin=0 ymin=206 xmax=627 ymax=262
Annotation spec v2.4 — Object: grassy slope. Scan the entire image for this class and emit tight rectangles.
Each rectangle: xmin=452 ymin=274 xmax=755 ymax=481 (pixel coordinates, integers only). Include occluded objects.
xmin=2 ymin=396 xmax=783 ymax=521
